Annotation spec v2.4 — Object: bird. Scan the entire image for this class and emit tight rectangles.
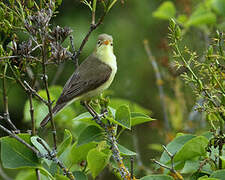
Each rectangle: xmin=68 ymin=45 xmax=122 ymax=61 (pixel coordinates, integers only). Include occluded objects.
xmin=40 ymin=33 xmax=117 ymax=127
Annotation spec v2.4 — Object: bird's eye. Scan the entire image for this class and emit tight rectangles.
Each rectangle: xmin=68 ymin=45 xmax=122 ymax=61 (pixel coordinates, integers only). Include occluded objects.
xmin=98 ymin=40 xmax=101 ymax=44
xmin=110 ymin=43 xmax=113 ymax=46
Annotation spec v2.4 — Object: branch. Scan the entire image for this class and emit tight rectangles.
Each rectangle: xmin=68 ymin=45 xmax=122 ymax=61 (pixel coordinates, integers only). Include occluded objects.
xmin=152 ymin=145 xmax=183 ymax=180
xmin=2 ymin=64 xmax=18 ymax=132
xmin=82 ymin=102 xmax=132 ymax=180
xmin=0 ymin=124 xmax=39 ymax=154
xmin=73 ymin=12 xmax=106 ymax=66
xmin=36 ymin=138 xmax=75 ymax=180
xmin=23 ymin=81 xmax=49 ymax=105
xmin=143 ymin=40 xmax=171 ymax=131
xmin=41 ymin=41 xmax=57 ymax=150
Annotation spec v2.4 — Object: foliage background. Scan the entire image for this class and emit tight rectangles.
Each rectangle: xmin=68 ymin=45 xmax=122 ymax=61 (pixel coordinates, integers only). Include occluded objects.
xmin=1 ymin=0 xmax=225 ymax=179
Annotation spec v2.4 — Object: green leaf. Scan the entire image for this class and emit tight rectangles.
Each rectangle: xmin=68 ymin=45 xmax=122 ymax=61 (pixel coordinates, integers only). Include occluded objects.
xmin=186 ymin=6 xmax=216 ymax=27
xmin=140 ymin=175 xmax=174 ymax=180
xmin=69 ymin=142 xmax=96 ymax=165
xmin=87 ymin=148 xmax=110 ymax=178
xmin=117 ymin=144 xmax=136 ymax=156
xmin=160 ymin=134 xmax=196 ymax=164
xmin=152 ymin=1 xmax=176 ymax=20
xmin=55 ymin=174 xmax=69 ymax=179
xmin=181 ymin=158 xmax=200 ymax=174
xmin=115 ymin=105 xmax=131 ymax=129
xmin=15 ymin=169 xmax=49 ymax=180
xmin=56 ymin=0 xmax=63 ymax=5
xmin=211 ymin=0 xmax=225 ymax=16
xmin=38 ymin=86 xmax=63 ymax=102
xmin=30 ymin=136 xmax=51 ymax=155
xmin=30 ymin=136 xmax=52 ymax=167
xmin=0 ymin=134 xmax=40 ymax=169
xmin=198 ymin=176 xmax=218 ymax=180
xmin=174 ymin=136 xmax=208 ymax=163
xmin=131 ymin=112 xmax=155 ymax=126
xmin=73 ymin=112 xmax=95 ymax=125
xmin=57 ymin=129 xmax=72 ymax=156
xmin=77 ymin=125 xmax=104 ymax=146
xmin=73 ymin=171 xmax=88 ymax=180
xmin=190 ymin=172 xmax=211 ymax=180
xmin=109 ymin=98 xmax=151 ymax=115
xmin=210 ymin=169 xmax=225 ymax=179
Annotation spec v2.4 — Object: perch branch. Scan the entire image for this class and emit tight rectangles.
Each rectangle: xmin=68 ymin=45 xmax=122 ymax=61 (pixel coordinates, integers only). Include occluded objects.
xmin=82 ymin=102 xmax=132 ymax=180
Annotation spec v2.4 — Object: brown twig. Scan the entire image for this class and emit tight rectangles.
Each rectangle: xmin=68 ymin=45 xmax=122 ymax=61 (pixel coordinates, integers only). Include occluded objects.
xmin=27 ymin=82 xmax=41 ymax=179
xmin=23 ymin=81 xmax=49 ymax=105
xmin=74 ymin=12 xmax=106 ymax=66
xmin=28 ymin=93 xmax=35 ymax=135
xmin=2 ymin=65 xmax=18 ymax=132
xmin=41 ymin=41 xmax=57 ymax=150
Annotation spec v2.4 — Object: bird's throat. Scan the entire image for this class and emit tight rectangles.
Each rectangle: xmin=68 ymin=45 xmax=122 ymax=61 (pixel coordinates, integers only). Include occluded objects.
xmin=95 ymin=45 xmax=117 ymax=72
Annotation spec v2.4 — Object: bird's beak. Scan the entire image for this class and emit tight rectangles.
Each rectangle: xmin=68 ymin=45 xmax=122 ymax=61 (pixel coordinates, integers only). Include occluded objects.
xmin=103 ymin=40 xmax=109 ymax=45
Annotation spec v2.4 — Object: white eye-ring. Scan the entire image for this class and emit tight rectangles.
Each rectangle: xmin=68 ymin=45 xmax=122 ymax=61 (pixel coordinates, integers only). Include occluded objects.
xmin=98 ymin=40 xmax=101 ymax=44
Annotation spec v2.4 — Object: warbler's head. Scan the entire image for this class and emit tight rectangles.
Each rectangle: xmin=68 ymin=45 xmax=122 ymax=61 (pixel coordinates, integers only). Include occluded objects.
xmin=96 ymin=34 xmax=113 ymax=54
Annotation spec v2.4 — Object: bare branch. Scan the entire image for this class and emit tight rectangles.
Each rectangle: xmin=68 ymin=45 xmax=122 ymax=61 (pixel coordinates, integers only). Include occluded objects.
xmin=143 ymin=40 xmax=171 ymax=131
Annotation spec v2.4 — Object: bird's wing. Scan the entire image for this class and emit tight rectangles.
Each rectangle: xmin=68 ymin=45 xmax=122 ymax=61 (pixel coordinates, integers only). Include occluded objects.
xmin=56 ymin=54 xmax=112 ymax=104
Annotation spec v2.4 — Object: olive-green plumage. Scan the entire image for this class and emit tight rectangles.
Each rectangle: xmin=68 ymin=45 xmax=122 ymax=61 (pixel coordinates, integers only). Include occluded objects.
xmin=40 ymin=34 xmax=117 ymax=127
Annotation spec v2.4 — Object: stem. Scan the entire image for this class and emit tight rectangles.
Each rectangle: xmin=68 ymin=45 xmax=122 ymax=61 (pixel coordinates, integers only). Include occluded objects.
xmin=35 ymin=169 xmax=41 ymax=180
xmin=174 ymin=42 xmax=203 ymax=90
xmin=27 ymin=84 xmax=41 ymax=178
xmin=29 ymin=93 xmax=35 ymax=135
xmin=82 ymin=102 xmax=132 ymax=180
xmin=36 ymin=138 xmax=75 ymax=180
xmin=207 ymin=65 xmax=225 ymax=94
xmin=74 ymin=12 xmax=106 ymax=66
xmin=92 ymin=0 xmax=97 ymax=25
xmin=41 ymin=41 xmax=57 ymax=150
xmin=0 ymin=124 xmax=39 ymax=154
xmin=143 ymin=40 xmax=171 ymax=131
xmin=2 ymin=64 xmax=18 ymax=131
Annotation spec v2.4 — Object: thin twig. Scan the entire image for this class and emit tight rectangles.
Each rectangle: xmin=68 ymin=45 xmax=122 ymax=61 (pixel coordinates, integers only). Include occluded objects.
xmin=2 ymin=64 xmax=18 ymax=131
xmin=0 ymin=124 xmax=39 ymax=154
xmin=41 ymin=41 xmax=57 ymax=150
xmin=82 ymin=102 xmax=132 ymax=180
xmin=143 ymin=40 xmax=171 ymax=131
xmin=35 ymin=169 xmax=41 ymax=180
xmin=27 ymin=83 xmax=41 ymax=179
xmin=28 ymin=93 xmax=35 ymax=135
xmin=74 ymin=12 xmax=106 ymax=66
xmin=36 ymin=138 xmax=75 ymax=180
xmin=24 ymin=81 xmax=49 ymax=105
xmin=151 ymin=159 xmax=171 ymax=171
xmin=130 ymin=157 xmax=134 ymax=180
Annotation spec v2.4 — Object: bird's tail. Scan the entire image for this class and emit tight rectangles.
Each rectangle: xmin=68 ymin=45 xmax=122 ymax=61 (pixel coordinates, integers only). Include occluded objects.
xmin=40 ymin=102 xmax=67 ymax=128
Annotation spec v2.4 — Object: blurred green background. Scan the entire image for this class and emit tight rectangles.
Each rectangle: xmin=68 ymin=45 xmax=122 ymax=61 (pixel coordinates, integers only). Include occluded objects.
xmin=2 ymin=0 xmax=225 ymax=179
